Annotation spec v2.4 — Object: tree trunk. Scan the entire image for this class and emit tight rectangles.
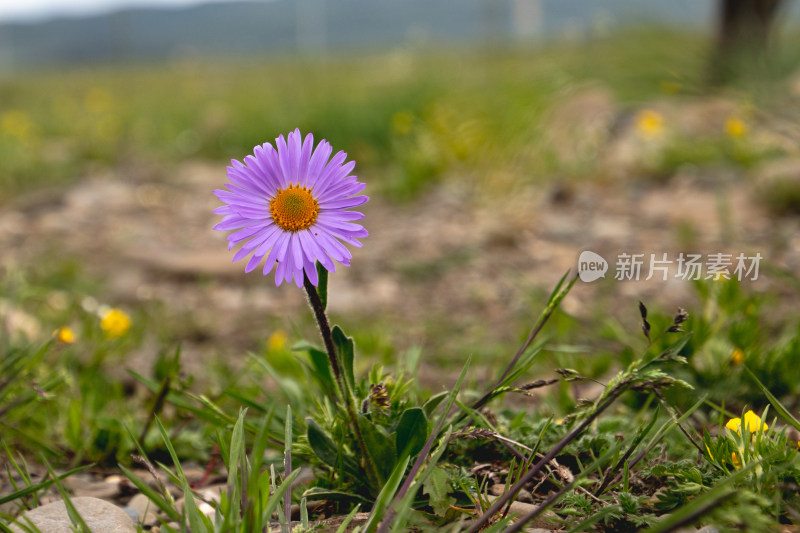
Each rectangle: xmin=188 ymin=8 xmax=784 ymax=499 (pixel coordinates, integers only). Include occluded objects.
xmin=709 ymin=0 xmax=784 ymax=85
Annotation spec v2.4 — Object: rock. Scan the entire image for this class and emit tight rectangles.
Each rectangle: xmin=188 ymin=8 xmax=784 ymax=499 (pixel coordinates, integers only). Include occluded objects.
xmin=517 ymin=488 xmax=534 ymax=503
xmin=9 ymin=496 xmax=136 ymax=533
xmin=485 ymin=495 xmax=560 ymax=529
xmin=64 ymin=474 xmax=120 ymax=500
xmin=174 ymin=483 xmax=225 ymax=519
xmin=274 ymin=512 xmax=371 ymax=533
xmin=121 ymin=507 xmax=139 ymax=523
xmin=125 ymin=493 xmax=159 ymax=526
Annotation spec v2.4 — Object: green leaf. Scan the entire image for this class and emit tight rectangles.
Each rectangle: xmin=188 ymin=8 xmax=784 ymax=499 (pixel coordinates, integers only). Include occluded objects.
xmin=306 ymin=418 xmax=359 ymax=475
xmin=0 ymin=464 xmax=91 ymax=506
xmin=316 ymin=261 xmax=328 ymax=311
xmin=357 ymin=415 xmax=396 ymax=484
xmin=155 ymin=417 xmax=205 ymax=533
xmin=42 ymin=457 xmax=91 ymax=533
xmin=362 ymin=455 xmax=411 ymax=533
xmin=421 ymin=392 xmax=448 ymax=418
xmin=119 ymin=465 xmax=182 ymax=523
xmin=301 ymin=346 xmax=337 ymax=399
xmin=261 ymin=468 xmax=302 ymax=529
xmin=226 ymin=409 xmax=247 ymax=522
xmin=306 ymin=417 xmax=339 ymax=468
xmin=387 ymin=426 xmax=454 ymax=533
xmin=302 ymin=487 xmax=371 ymax=504
xmin=395 ymin=408 xmax=428 ymax=459
xmin=332 ymin=326 xmax=356 ymax=391
xmin=745 ymin=366 xmax=800 ymax=432
xmin=334 ymin=504 xmax=363 ymax=533
xmin=422 ymin=466 xmax=454 ymax=517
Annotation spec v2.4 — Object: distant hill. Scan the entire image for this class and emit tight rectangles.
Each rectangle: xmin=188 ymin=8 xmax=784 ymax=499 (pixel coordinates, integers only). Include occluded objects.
xmin=0 ymin=0 xmax=717 ymax=69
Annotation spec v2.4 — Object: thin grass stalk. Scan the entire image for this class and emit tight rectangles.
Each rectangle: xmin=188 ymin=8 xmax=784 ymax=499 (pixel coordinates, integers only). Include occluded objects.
xmin=647 ymin=492 xmax=735 ymax=533
xmin=283 ymin=405 xmax=292 ymax=533
xmin=466 ymin=389 xmax=624 ymax=533
xmin=468 ymin=273 xmax=577 ymax=415
xmin=375 ymin=359 xmax=471 ymax=533
xmin=654 ymin=389 xmax=703 ymax=453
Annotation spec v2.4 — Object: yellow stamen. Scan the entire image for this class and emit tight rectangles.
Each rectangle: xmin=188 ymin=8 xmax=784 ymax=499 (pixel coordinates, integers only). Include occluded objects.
xmin=269 ymin=184 xmax=319 ymax=232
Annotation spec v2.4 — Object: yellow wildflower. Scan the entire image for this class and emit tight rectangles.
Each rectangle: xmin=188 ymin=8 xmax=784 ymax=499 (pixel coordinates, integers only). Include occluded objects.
xmin=100 ymin=308 xmax=131 ymax=338
xmin=731 ymin=451 xmax=741 ymax=469
xmin=730 ymin=348 xmax=744 ymax=365
xmin=53 ymin=327 xmax=75 ymax=344
xmin=1 ymin=110 xmax=34 ymax=140
xmin=636 ymin=110 xmax=664 ymax=138
xmin=726 ymin=410 xmax=768 ymax=434
xmin=725 ymin=116 xmax=747 ymax=138
xmin=267 ymin=330 xmax=288 ymax=351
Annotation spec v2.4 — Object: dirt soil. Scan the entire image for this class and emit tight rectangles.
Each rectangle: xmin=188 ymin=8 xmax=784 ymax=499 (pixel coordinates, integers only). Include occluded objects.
xmin=2 ymin=90 xmax=800 ymax=386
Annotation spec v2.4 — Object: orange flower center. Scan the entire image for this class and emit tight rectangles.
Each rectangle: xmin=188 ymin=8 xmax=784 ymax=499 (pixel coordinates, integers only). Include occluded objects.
xmin=269 ymin=184 xmax=319 ymax=232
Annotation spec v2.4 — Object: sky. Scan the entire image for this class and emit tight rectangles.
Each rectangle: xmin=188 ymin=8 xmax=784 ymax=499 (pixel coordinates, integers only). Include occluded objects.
xmin=0 ymin=0 xmax=246 ymax=22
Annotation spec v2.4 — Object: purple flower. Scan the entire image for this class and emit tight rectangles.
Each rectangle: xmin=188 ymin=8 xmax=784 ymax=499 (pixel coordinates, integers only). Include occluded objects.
xmin=214 ymin=129 xmax=368 ymax=287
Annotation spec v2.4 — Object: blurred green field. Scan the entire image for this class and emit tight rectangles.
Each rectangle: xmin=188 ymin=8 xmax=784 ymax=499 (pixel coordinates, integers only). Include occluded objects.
xmin=0 ymin=28 xmax=721 ymax=200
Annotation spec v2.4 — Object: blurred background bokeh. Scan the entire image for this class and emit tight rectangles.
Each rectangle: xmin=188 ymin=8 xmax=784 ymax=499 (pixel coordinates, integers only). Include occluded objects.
xmin=3 ymin=0 xmax=800 ymax=388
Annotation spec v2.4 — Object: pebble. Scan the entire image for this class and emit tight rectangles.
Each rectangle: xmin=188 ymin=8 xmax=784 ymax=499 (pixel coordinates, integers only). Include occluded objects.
xmin=8 ymin=496 xmax=136 ymax=533
xmin=125 ymin=493 xmax=160 ymax=526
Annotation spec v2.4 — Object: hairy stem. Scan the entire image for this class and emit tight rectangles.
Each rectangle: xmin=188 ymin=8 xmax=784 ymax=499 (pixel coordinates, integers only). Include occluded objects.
xmin=303 ymin=275 xmax=341 ymax=381
xmin=303 ymin=274 xmax=382 ymax=490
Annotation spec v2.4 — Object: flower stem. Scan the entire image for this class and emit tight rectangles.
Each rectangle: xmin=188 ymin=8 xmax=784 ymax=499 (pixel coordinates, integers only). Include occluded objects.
xmin=303 ymin=275 xmax=341 ymax=381
xmin=302 ymin=274 xmax=382 ymax=490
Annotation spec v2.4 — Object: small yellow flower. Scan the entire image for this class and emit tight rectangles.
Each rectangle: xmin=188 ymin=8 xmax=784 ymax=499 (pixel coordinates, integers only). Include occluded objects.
xmin=725 ymin=116 xmax=747 ymax=138
xmin=53 ymin=327 xmax=75 ymax=344
xmin=636 ymin=109 xmax=664 ymax=138
xmin=555 ymin=418 xmax=564 ymax=425
xmin=100 ymin=308 xmax=131 ymax=338
xmin=731 ymin=451 xmax=741 ymax=469
xmin=267 ymin=330 xmax=288 ymax=352
xmin=730 ymin=348 xmax=744 ymax=365
xmin=1 ymin=110 xmax=34 ymax=140
xmin=726 ymin=410 xmax=768 ymax=434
